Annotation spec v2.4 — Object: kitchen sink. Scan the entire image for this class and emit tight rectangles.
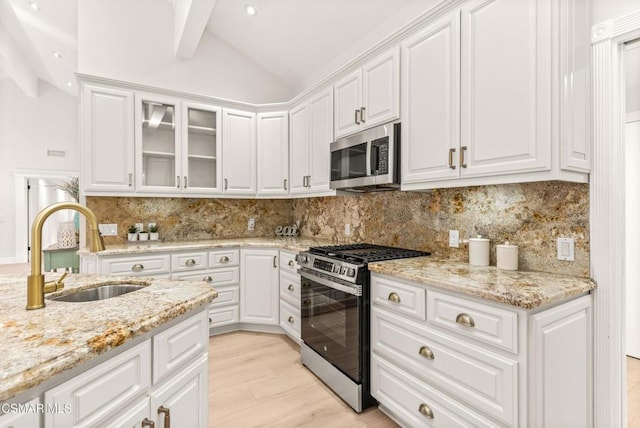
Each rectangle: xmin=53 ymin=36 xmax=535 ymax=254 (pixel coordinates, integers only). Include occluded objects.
xmin=48 ymin=284 xmax=147 ymax=302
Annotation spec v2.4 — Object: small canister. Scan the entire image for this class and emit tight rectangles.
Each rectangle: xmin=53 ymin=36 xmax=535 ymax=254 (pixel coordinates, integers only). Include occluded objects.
xmin=468 ymin=236 xmax=490 ymax=266
xmin=496 ymin=242 xmax=518 ymax=271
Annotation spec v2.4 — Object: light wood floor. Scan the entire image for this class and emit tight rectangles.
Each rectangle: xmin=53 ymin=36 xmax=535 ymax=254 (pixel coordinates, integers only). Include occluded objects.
xmin=629 ymin=356 xmax=640 ymax=427
xmin=208 ymin=331 xmax=398 ymax=428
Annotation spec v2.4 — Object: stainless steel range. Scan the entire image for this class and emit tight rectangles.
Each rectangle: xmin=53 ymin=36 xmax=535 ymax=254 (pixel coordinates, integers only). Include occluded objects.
xmin=297 ymin=244 xmax=430 ymax=412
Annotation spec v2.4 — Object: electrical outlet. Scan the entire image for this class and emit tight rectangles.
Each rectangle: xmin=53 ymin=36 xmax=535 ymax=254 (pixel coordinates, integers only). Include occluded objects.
xmin=449 ymin=230 xmax=460 ymax=248
xmin=557 ymin=237 xmax=575 ymax=261
xmin=248 ymin=218 xmax=256 ymax=231
xmin=98 ymin=224 xmax=118 ymax=236
xmin=345 ymin=224 xmax=351 ymax=236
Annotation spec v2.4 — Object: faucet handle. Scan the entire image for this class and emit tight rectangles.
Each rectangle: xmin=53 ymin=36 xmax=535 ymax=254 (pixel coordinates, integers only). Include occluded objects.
xmin=44 ymin=271 xmax=68 ymax=294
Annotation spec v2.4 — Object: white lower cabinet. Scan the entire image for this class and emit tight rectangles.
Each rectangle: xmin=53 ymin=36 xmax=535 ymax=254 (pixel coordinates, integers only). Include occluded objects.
xmin=0 ymin=397 xmax=41 ymax=428
xmin=279 ymin=250 xmax=301 ymax=342
xmin=43 ymin=310 xmax=209 ymax=428
xmin=240 ymin=248 xmax=279 ymax=325
xmin=370 ymin=273 xmax=592 ymax=427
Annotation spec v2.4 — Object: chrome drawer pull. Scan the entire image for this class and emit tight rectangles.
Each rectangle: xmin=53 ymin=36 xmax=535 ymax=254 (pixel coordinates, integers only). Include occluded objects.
xmin=288 ymin=284 xmax=294 ymax=292
xmin=456 ymin=313 xmax=475 ymax=327
xmin=418 ymin=403 xmax=434 ymax=419
xmin=418 ymin=345 xmax=434 ymax=360
xmin=388 ymin=292 xmax=401 ymax=303
xmin=185 ymin=259 xmax=196 ymax=266
xmin=131 ymin=263 xmax=144 ymax=272
xmin=288 ymin=260 xmax=294 ymax=267
xmin=220 ymin=256 xmax=230 ymax=263
xmin=288 ymin=316 xmax=294 ymax=324
xmin=203 ymin=276 xmax=213 ymax=283
xmin=158 ymin=406 xmax=170 ymax=428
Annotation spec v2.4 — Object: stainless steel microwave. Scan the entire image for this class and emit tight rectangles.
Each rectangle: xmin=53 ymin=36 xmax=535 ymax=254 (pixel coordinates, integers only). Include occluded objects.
xmin=329 ymin=121 xmax=400 ymax=192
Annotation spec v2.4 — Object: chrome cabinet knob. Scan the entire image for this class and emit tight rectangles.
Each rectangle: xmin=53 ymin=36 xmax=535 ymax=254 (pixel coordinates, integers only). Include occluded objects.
xmin=185 ymin=259 xmax=196 ymax=266
xmin=220 ymin=256 xmax=230 ymax=263
xmin=288 ymin=316 xmax=294 ymax=324
xmin=203 ymin=276 xmax=213 ymax=283
xmin=288 ymin=260 xmax=294 ymax=267
xmin=131 ymin=263 xmax=144 ymax=272
xmin=288 ymin=284 xmax=294 ymax=292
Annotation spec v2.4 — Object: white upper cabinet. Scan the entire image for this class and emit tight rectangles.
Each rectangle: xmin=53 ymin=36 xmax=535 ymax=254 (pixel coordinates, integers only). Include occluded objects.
xmin=289 ymin=87 xmax=335 ymax=196
xmin=257 ymin=111 xmax=289 ymax=197
xmin=460 ymin=0 xmax=551 ymax=177
xmin=82 ymin=84 xmax=135 ymax=193
xmin=334 ymin=47 xmax=400 ymax=139
xmin=401 ymin=0 xmax=589 ymax=190
xmin=402 ymin=12 xmax=461 ymax=184
xmin=182 ymin=102 xmax=222 ymax=193
xmin=222 ymin=108 xmax=257 ymax=195
xmin=135 ymin=94 xmax=222 ymax=195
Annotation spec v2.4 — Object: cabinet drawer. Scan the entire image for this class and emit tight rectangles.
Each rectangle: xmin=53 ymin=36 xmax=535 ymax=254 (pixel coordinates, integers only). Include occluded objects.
xmin=427 ymin=290 xmax=518 ymax=353
xmin=153 ymin=311 xmax=208 ymax=384
xmin=172 ymin=251 xmax=208 ymax=272
xmin=173 ymin=266 xmax=240 ymax=287
xmin=371 ymin=354 xmax=498 ymax=428
xmin=210 ymin=285 xmax=239 ymax=308
xmin=280 ymin=299 xmax=301 ymax=339
xmin=209 ymin=305 xmax=239 ymax=328
xmin=372 ymin=307 xmax=517 ymax=425
xmin=371 ymin=275 xmax=426 ymax=321
xmin=209 ymin=249 xmax=239 ymax=268
xmin=44 ymin=340 xmax=151 ymax=428
xmin=101 ymin=254 xmax=170 ymax=276
xmin=0 ymin=397 xmax=40 ymax=428
xmin=279 ymin=270 xmax=301 ymax=308
xmin=279 ymin=250 xmax=298 ymax=273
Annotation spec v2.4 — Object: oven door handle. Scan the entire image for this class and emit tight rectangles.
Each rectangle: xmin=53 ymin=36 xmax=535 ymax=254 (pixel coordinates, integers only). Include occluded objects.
xmin=298 ymin=270 xmax=361 ymax=297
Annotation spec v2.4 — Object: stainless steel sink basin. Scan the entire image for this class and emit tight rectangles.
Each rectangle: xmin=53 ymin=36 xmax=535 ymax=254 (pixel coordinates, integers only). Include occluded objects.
xmin=49 ymin=284 xmax=147 ymax=302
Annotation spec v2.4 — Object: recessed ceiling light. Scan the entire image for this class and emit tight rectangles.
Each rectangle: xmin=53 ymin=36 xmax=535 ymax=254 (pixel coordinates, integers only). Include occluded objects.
xmin=52 ymin=51 xmax=62 ymax=59
xmin=66 ymin=81 xmax=73 ymax=87
xmin=29 ymin=2 xmax=40 ymax=11
xmin=244 ymin=3 xmax=257 ymax=16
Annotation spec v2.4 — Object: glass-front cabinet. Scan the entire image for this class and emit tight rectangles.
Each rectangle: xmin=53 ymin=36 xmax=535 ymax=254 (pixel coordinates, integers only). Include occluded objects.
xmin=135 ymin=94 xmax=221 ymax=194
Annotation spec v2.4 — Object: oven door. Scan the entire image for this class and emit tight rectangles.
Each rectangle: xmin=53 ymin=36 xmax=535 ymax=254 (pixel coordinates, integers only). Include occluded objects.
xmin=300 ymin=271 xmax=362 ymax=383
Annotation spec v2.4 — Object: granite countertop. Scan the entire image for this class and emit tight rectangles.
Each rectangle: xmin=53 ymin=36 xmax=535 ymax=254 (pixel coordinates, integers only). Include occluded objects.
xmin=0 ymin=274 xmax=216 ymax=403
xmin=79 ymin=236 xmax=336 ymax=256
xmin=369 ymin=257 xmax=596 ymax=310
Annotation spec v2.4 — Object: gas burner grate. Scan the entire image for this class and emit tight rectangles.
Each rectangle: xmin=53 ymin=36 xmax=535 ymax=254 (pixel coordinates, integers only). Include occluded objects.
xmin=309 ymin=243 xmax=429 ymax=263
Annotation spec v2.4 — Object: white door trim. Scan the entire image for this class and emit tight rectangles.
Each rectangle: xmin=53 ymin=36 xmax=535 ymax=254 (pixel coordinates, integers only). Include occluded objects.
xmin=591 ymin=10 xmax=640 ymax=427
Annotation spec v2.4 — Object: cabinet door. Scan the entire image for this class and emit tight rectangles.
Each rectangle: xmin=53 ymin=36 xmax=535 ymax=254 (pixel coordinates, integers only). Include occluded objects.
xmin=149 ymin=354 xmax=208 ymax=428
xmin=0 ymin=397 xmax=41 ymax=428
xmin=240 ymin=249 xmax=279 ymax=325
xmin=362 ymin=47 xmax=400 ymax=129
xmin=135 ymin=93 xmax=182 ymax=192
xmin=289 ymin=102 xmax=310 ymax=194
xmin=402 ymin=12 xmax=460 ymax=184
xmin=308 ymin=87 xmax=334 ymax=192
xmin=530 ymin=295 xmax=592 ymax=428
xmin=334 ymin=69 xmax=362 ymax=139
xmin=460 ymin=0 xmax=551 ymax=177
xmin=102 ymin=396 xmax=149 ymax=428
xmin=82 ymin=85 xmax=135 ymax=193
xmin=181 ymin=102 xmax=222 ymax=194
xmin=257 ymin=111 xmax=289 ymax=196
xmin=222 ymin=108 xmax=257 ymax=195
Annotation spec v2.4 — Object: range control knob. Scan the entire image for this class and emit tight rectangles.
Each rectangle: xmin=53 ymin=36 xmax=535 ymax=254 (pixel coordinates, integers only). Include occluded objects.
xmin=332 ymin=264 xmax=340 ymax=273
xmin=299 ymin=255 xmax=309 ymax=265
xmin=347 ymin=268 xmax=356 ymax=277
xmin=340 ymin=266 xmax=348 ymax=275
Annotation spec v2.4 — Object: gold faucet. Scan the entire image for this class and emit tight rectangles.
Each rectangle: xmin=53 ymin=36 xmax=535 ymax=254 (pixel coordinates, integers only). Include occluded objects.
xmin=27 ymin=202 xmax=106 ymax=310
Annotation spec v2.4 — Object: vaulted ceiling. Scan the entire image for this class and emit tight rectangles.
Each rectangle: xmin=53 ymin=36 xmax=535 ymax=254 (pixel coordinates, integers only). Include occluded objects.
xmin=0 ymin=0 xmax=420 ymax=99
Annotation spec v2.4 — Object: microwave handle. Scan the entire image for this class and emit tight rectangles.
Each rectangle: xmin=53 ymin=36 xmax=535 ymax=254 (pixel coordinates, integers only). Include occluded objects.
xmin=366 ymin=142 xmax=372 ymax=176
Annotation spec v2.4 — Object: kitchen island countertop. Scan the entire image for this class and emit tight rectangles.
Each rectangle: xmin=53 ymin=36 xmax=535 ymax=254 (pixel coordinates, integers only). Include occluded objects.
xmin=0 ymin=274 xmax=216 ymax=403
xmin=369 ymin=256 xmax=595 ymax=309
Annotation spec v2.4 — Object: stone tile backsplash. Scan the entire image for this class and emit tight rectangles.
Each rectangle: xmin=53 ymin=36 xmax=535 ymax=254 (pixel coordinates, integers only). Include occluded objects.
xmin=87 ymin=181 xmax=589 ymax=277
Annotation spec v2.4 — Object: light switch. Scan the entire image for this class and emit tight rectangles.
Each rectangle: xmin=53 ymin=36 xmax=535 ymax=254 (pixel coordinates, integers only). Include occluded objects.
xmin=557 ymin=237 xmax=575 ymax=261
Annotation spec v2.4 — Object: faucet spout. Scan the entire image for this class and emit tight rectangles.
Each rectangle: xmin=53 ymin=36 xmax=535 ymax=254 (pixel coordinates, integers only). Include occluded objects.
xmin=27 ymin=202 xmax=106 ymax=310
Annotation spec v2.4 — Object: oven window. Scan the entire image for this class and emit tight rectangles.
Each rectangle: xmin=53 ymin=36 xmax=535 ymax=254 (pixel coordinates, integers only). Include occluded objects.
xmin=301 ymin=276 xmax=361 ymax=382
xmin=331 ymin=142 xmax=367 ymax=181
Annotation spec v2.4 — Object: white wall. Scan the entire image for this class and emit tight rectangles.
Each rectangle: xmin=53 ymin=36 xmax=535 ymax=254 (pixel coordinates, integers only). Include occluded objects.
xmin=592 ymin=0 xmax=640 ymax=25
xmin=0 ymin=79 xmax=79 ymax=261
xmin=77 ymin=0 xmax=294 ymax=104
